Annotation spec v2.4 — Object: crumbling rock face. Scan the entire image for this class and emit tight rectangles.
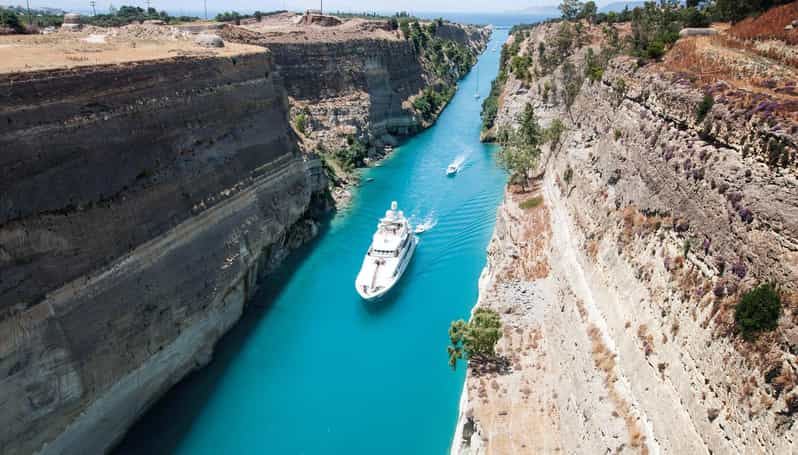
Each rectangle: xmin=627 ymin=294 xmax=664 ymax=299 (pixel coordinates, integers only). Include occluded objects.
xmin=0 ymin=52 xmax=327 ymax=454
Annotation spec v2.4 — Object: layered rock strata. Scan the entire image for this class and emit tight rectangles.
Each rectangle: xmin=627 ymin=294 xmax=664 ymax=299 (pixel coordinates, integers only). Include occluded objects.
xmin=0 ymin=51 xmax=326 ymax=454
xmin=454 ymin=20 xmax=797 ymax=455
xmin=222 ymin=23 xmax=489 ymax=153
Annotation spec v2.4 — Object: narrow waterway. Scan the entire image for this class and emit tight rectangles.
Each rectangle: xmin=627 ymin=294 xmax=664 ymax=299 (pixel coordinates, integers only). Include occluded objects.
xmin=117 ymin=29 xmax=509 ymax=455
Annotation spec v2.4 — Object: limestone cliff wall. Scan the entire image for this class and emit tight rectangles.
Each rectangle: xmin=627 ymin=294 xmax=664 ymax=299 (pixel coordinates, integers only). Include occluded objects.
xmin=456 ymin=21 xmax=798 ymax=455
xmin=0 ymin=52 xmax=326 ymax=454
xmin=266 ymin=38 xmax=427 ymax=142
xmin=221 ymin=25 xmax=489 ymax=152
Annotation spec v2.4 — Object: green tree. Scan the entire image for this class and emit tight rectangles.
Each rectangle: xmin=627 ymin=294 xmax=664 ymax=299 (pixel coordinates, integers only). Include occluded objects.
xmin=447 ymin=308 xmax=502 ymax=370
xmin=518 ymin=103 xmax=542 ymax=147
xmin=580 ymin=1 xmax=597 ymax=22
xmin=559 ymin=0 xmax=584 ymax=21
xmin=447 ymin=320 xmax=467 ymax=369
xmin=544 ymin=118 xmax=567 ymax=150
xmin=497 ymin=134 xmax=539 ymax=191
xmin=735 ymin=284 xmax=781 ymax=340
xmin=399 ymin=18 xmax=410 ymax=37
xmin=0 ymin=8 xmax=22 ymax=32
xmin=712 ymin=0 xmax=789 ymax=23
xmin=561 ymin=60 xmax=584 ymax=119
xmin=629 ymin=0 xmax=682 ymax=59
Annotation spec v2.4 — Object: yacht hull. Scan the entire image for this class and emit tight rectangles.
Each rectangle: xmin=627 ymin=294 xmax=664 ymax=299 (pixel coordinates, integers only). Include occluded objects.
xmin=356 ymin=235 xmax=418 ymax=301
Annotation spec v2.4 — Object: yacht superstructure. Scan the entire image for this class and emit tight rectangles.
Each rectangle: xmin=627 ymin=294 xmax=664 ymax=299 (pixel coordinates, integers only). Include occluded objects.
xmin=355 ymin=201 xmax=418 ymax=300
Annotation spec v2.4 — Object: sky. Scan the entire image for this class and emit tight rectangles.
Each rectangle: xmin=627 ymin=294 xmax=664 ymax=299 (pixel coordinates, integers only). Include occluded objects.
xmin=12 ymin=0 xmax=567 ymax=15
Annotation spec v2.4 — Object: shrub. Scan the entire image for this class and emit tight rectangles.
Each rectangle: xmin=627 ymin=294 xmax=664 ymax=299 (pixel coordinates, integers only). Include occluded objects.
xmin=0 ymin=8 xmax=22 ymax=32
xmin=545 ymin=118 xmax=566 ymax=149
xmin=735 ymin=284 xmax=781 ymax=340
xmin=731 ymin=260 xmax=747 ymax=279
xmin=413 ymin=86 xmax=453 ymax=122
xmin=682 ymin=6 xmax=710 ymax=27
xmin=563 ymin=166 xmax=573 ymax=185
xmin=520 ymin=196 xmax=543 ymax=209
xmin=294 ymin=113 xmax=307 ymax=134
xmin=696 ymin=93 xmax=714 ymax=123
xmin=645 ymin=40 xmax=667 ymax=60
xmin=584 ymin=48 xmax=605 ymax=82
xmin=332 ymin=138 xmax=368 ymax=170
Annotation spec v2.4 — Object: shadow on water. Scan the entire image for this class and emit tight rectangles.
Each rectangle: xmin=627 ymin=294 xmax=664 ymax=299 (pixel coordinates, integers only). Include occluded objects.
xmin=358 ymin=256 xmax=420 ymax=315
xmin=114 ymin=216 xmax=333 ymax=455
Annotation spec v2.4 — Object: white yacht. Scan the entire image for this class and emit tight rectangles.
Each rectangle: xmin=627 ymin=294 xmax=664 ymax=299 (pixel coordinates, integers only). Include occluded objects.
xmin=355 ymin=201 xmax=418 ymax=301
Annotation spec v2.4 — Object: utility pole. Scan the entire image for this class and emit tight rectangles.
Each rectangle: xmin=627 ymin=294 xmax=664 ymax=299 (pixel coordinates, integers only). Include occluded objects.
xmin=203 ymin=0 xmax=207 ymax=20
xmin=25 ymin=0 xmax=32 ymax=25
xmin=145 ymin=0 xmax=152 ymax=11
xmin=320 ymin=0 xmax=323 ymax=14
xmin=89 ymin=0 xmax=96 ymax=16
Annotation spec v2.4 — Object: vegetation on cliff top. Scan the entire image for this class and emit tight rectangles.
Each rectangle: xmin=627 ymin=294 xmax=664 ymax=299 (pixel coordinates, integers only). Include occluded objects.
xmin=480 ymin=31 xmax=518 ymax=134
xmin=447 ymin=308 xmax=503 ymax=370
xmin=83 ymin=6 xmax=198 ymax=27
xmin=401 ymin=18 xmax=477 ymax=82
xmin=399 ymin=18 xmax=481 ymax=126
xmin=1 ymin=6 xmax=63 ymax=31
xmin=552 ymin=0 xmax=794 ymax=63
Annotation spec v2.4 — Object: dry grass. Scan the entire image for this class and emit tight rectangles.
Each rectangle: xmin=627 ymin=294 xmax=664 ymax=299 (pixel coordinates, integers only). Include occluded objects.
xmin=729 ymin=2 xmax=798 ymax=45
xmin=664 ymin=38 xmax=734 ymax=84
xmin=576 ymin=297 xmax=648 ymax=454
xmin=586 ymin=239 xmax=599 ymax=260
xmin=620 ymin=206 xmax=667 ymax=244
xmin=504 ymin=190 xmax=552 ymax=281
xmin=637 ymin=324 xmax=655 ymax=357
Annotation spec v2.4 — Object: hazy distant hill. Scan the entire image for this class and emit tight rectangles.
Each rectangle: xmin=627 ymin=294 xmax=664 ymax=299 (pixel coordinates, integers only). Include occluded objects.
xmin=599 ymin=1 xmax=647 ymax=12
xmin=517 ymin=5 xmax=561 ymax=16
xmin=514 ymin=2 xmax=646 ymax=17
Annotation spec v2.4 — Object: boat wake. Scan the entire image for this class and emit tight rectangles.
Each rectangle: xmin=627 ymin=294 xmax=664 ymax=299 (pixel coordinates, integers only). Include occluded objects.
xmin=412 ymin=212 xmax=438 ymax=234
xmin=452 ymin=154 xmax=467 ymax=169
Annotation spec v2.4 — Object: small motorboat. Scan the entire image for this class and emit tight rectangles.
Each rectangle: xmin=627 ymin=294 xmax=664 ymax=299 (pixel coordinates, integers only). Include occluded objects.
xmin=446 ymin=163 xmax=458 ymax=176
xmin=414 ymin=225 xmax=427 ymax=234
xmin=366 ymin=177 xmax=375 ymax=182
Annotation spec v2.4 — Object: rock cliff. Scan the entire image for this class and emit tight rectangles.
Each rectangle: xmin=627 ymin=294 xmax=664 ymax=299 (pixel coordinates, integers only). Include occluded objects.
xmin=0 ymin=16 xmax=486 ymax=455
xmin=455 ymin=18 xmax=797 ymax=455
xmin=222 ymin=20 xmax=489 ymax=155
xmin=0 ymin=49 xmax=327 ymax=454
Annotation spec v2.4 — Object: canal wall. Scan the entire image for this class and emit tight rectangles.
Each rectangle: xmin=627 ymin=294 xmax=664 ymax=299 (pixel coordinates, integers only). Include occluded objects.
xmin=0 ymin=19 xmax=487 ymax=455
xmin=455 ymin=19 xmax=798 ymax=455
xmin=0 ymin=51 xmax=328 ymax=454
xmin=221 ymin=23 xmax=490 ymax=154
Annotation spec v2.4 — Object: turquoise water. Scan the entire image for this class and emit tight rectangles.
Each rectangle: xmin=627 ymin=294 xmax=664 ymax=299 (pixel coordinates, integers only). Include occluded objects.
xmin=117 ymin=29 xmax=508 ymax=455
